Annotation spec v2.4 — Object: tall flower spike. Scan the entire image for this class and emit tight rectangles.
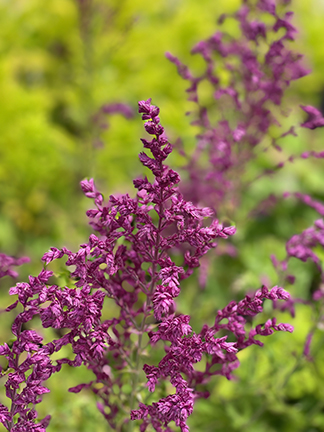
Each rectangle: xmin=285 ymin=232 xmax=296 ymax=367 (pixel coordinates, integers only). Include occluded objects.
xmin=3 ymin=99 xmax=291 ymax=432
xmin=167 ymin=0 xmax=310 ymax=214
xmin=1 ymin=99 xmax=235 ymax=431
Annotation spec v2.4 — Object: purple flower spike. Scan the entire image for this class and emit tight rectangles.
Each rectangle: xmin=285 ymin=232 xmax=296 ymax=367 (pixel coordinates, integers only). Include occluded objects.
xmin=1 ymin=98 xmax=242 ymax=432
xmin=167 ymin=0 xmax=310 ymax=213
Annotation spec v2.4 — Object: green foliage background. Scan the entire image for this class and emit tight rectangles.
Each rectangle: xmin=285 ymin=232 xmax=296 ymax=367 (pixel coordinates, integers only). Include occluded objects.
xmin=1 ymin=0 xmax=324 ymax=431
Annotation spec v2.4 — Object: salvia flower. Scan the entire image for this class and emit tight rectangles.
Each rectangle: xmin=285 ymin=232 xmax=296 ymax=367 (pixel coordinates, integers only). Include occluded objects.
xmin=0 ymin=99 xmax=293 ymax=431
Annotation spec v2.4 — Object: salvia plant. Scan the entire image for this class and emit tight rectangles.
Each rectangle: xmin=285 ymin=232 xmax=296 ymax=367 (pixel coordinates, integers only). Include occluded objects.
xmin=1 ymin=0 xmax=324 ymax=431
xmin=0 ymin=99 xmax=293 ymax=432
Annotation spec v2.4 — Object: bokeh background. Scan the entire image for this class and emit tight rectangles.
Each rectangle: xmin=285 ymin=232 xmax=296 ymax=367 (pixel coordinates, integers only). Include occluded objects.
xmin=1 ymin=0 xmax=324 ymax=431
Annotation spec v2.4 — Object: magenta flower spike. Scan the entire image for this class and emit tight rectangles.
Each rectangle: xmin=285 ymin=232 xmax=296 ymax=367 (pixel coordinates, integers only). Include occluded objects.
xmin=166 ymin=0 xmax=311 ymax=214
xmin=0 ymin=98 xmax=293 ymax=431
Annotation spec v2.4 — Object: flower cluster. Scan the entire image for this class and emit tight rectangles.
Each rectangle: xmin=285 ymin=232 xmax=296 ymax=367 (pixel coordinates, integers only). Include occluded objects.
xmin=269 ymin=207 xmax=324 ymax=359
xmin=0 ymin=99 xmax=293 ymax=431
xmin=166 ymin=0 xmax=324 ymax=214
xmin=131 ymin=285 xmax=292 ymax=432
xmin=0 ymin=266 xmax=81 ymax=432
xmin=271 ymin=200 xmax=324 ymax=316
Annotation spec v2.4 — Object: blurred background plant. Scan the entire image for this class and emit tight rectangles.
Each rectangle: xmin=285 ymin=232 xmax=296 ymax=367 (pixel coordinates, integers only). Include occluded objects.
xmin=1 ymin=0 xmax=324 ymax=431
